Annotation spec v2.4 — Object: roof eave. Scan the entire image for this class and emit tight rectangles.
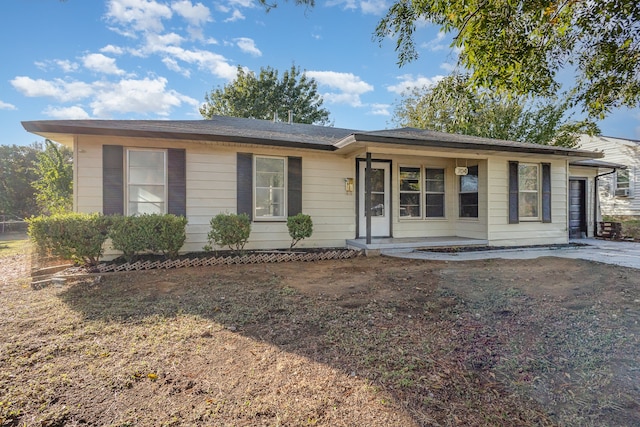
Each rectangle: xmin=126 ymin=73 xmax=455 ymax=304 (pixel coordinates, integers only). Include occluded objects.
xmin=335 ymin=133 xmax=603 ymax=158
xmin=21 ymin=121 xmax=335 ymax=151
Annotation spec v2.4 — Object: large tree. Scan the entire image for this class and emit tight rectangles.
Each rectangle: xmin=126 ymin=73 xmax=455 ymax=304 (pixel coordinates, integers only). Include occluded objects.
xmin=200 ymin=65 xmax=331 ymax=125
xmin=0 ymin=144 xmax=40 ymax=218
xmin=375 ymin=0 xmax=640 ymax=119
xmin=393 ymin=74 xmax=597 ymax=147
xmin=32 ymin=140 xmax=73 ymax=215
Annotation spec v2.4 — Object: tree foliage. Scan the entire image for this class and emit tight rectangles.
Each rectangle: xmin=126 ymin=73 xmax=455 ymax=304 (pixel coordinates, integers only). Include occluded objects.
xmin=375 ymin=0 xmax=640 ymax=119
xmin=200 ymin=65 xmax=331 ymax=125
xmin=393 ymin=74 xmax=597 ymax=147
xmin=32 ymin=140 xmax=73 ymax=215
xmin=0 ymin=144 xmax=40 ymax=218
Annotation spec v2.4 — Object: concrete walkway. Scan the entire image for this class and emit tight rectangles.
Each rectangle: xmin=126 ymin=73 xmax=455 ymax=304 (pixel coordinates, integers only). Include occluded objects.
xmin=384 ymin=238 xmax=640 ymax=270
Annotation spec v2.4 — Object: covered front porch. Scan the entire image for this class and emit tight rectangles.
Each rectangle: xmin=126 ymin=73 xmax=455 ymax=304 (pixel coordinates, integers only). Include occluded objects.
xmin=346 ymin=236 xmax=489 ymax=255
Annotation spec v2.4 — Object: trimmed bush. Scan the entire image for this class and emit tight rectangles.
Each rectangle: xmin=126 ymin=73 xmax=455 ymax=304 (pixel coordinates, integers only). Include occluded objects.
xmin=206 ymin=213 xmax=251 ymax=253
xmin=109 ymin=214 xmax=187 ymax=262
xmin=27 ymin=213 xmax=111 ymax=266
xmin=287 ymin=213 xmax=313 ymax=249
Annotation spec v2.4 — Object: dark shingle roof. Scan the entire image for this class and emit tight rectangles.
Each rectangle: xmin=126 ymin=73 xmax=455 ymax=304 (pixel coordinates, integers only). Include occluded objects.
xmin=22 ymin=116 xmax=601 ymax=158
xmin=22 ymin=116 xmax=358 ymax=151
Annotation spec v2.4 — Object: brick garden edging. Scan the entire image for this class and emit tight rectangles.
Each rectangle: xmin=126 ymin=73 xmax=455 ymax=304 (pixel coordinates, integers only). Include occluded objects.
xmin=95 ymin=249 xmax=363 ymax=273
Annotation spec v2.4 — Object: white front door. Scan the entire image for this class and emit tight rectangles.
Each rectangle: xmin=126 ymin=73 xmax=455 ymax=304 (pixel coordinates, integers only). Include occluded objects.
xmin=359 ymin=161 xmax=391 ymax=238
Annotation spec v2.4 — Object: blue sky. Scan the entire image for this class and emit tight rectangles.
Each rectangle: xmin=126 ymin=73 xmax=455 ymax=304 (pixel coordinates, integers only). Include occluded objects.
xmin=1 ymin=0 xmax=639 ymax=147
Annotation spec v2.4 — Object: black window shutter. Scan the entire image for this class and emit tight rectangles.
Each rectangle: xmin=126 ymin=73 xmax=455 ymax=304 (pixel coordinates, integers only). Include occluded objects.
xmin=167 ymin=148 xmax=186 ymax=217
xmin=288 ymin=156 xmax=302 ymax=216
xmin=103 ymin=145 xmax=124 ymax=215
xmin=508 ymin=161 xmax=519 ymax=224
xmin=541 ymin=162 xmax=552 ymax=223
xmin=237 ymin=153 xmax=253 ymax=220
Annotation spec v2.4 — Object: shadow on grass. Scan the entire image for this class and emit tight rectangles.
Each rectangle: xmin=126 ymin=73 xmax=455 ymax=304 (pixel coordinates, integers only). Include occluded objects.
xmin=57 ymin=260 xmax=640 ymax=427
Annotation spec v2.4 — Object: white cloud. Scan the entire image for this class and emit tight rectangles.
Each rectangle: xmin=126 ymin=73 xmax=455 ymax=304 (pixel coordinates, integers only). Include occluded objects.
xmin=224 ymin=9 xmax=245 ymax=22
xmin=89 ymin=77 xmax=198 ymax=116
xmin=387 ymin=73 xmax=444 ymax=95
xmin=34 ymin=59 xmax=79 ymax=73
xmin=234 ymin=37 xmax=261 ymax=57
xmin=11 ymin=75 xmax=198 ymax=117
xmin=440 ymin=62 xmax=456 ymax=73
xmin=162 ymin=57 xmax=191 ymax=77
xmin=83 ymin=53 xmax=126 ymax=75
xmin=156 ymin=45 xmax=237 ymax=79
xmin=306 ymin=71 xmax=374 ymax=107
xmin=56 ymin=59 xmax=79 ymax=73
xmin=422 ymin=31 xmax=447 ymax=52
xmin=227 ymin=0 xmax=255 ymax=8
xmin=11 ymin=76 xmax=93 ymax=101
xmin=0 ymin=100 xmax=16 ymax=110
xmin=369 ymin=103 xmax=390 ymax=116
xmin=326 ymin=0 xmax=387 ymax=15
xmin=106 ymin=0 xmax=173 ymax=35
xmin=100 ymin=44 xmax=125 ymax=55
xmin=44 ymin=105 xmax=91 ymax=119
xmin=360 ymin=0 xmax=387 ymax=15
xmin=171 ymin=0 xmax=211 ymax=26
xmin=140 ymin=32 xmax=185 ymax=53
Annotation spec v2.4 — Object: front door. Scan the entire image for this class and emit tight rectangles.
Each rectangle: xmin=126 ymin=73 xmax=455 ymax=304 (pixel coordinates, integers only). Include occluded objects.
xmin=358 ymin=161 xmax=391 ymax=238
xmin=569 ymin=179 xmax=587 ymax=239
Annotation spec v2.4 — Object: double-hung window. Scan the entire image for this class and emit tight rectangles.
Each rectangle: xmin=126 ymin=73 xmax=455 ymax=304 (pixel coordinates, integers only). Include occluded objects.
xmin=399 ymin=167 xmax=422 ymax=218
xmin=425 ymin=168 xmax=445 ymax=217
xmin=399 ymin=166 xmax=446 ymax=218
xmin=518 ymin=163 xmax=539 ymax=219
xmin=459 ymin=165 xmax=479 ymax=218
xmin=615 ymin=169 xmax=630 ymax=196
xmin=126 ymin=148 xmax=167 ymax=215
xmin=254 ymin=156 xmax=286 ymax=219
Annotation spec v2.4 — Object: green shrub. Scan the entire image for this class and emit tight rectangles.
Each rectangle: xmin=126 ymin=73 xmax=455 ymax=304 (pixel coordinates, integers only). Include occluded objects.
xmin=27 ymin=213 xmax=111 ymax=266
xmin=109 ymin=214 xmax=187 ymax=262
xmin=287 ymin=213 xmax=313 ymax=249
xmin=147 ymin=214 xmax=187 ymax=259
xmin=206 ymin=213 xmax=251 ymax=253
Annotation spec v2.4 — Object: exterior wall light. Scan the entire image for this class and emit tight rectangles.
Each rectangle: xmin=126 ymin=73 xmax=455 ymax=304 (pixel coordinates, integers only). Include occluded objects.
xmin=344 ymin=178 xmax=354 ymax=193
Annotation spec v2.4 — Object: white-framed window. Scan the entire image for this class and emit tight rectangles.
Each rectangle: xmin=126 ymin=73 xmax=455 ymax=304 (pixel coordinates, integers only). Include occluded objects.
xmin=399 ymin=166 xmax=422 ymax=218
xmin=398 ymin=166 xmax=446 ymax=219
xmin=425 ymin=168 xmax=445 ymax=217
xmin=615 ymin=169 xmax=630 ymax=197
xmin=518 ymin=163 xmax=539 ymax=219
xmin=254 ymin=155 xmax=287 ymax=219
xmin=126 ymin=148 xmax=167 ymax=215
xmin=459 ymin=165 xmax=479 ymax=218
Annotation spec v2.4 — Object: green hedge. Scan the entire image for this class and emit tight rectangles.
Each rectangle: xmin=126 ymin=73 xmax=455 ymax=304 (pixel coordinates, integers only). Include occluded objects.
xmin=27 ymin=213 xmax=111 ymax=266
xmin=28 ymin=213 xmax=188 ymax=265
xmin=109 ymin=214 xmax=187 ymax=262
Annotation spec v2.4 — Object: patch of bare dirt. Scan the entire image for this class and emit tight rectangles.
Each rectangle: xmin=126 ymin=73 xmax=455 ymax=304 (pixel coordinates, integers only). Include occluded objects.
xmin=1 ymin=250 xmax=639 ymax=427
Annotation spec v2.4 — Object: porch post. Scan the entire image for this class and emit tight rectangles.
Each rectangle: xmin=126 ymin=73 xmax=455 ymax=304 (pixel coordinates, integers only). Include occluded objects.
xmin=365 ymin=152 xmax=372 ymax=244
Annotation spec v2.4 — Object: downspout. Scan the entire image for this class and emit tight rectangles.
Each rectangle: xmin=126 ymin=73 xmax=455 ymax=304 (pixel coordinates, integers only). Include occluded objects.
xmin=593 ymin=168 xmax=619 ymax=237
xmin=365 ymin=152 xmax=372 ymax=245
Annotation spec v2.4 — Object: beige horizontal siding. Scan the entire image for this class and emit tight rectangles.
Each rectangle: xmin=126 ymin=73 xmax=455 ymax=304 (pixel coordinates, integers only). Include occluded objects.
xmin=486 ymin=157 xmax=568 ymax=245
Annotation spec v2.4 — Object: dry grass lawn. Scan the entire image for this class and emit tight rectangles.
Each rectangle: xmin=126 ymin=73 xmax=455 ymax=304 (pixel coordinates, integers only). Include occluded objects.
xmin=1 ymin=243 xmax=639 ymax=426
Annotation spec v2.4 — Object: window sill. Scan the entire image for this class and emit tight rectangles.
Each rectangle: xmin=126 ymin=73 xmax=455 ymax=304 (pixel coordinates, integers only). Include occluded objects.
xmin=253 ymin=218 xmax=287 ymax=223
